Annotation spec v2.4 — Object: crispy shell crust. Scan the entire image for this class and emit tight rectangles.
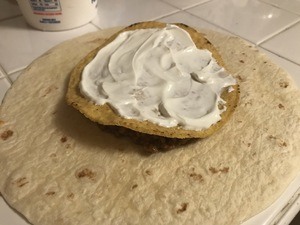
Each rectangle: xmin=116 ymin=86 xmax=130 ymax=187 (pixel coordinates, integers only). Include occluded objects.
xmin=66 ymin=21 xmax=239 ymax=138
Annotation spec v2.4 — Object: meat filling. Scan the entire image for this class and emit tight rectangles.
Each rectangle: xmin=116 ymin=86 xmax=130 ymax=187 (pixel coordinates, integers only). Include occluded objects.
xmin=99 ymin=125 xmax=198 ymax=153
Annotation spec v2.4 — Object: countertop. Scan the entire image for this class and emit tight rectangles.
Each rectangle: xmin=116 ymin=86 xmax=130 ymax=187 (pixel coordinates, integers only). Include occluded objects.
xmin=0 ymin=0 xmax=300 ymax=224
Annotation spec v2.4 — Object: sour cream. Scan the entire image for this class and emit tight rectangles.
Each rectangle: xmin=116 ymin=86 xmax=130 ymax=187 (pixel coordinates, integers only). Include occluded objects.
xmin=80 ymin=25 xmax=236 ymax=130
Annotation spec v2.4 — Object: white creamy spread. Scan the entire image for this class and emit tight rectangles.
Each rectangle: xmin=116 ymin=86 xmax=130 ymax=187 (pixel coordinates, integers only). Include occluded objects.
xmin=80 ymin=25 xmax=236 ymax=130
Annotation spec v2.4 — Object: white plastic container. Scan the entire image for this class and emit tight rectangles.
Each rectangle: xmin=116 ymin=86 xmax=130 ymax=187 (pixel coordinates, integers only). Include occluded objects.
xmin=16 ymin=0 xmax=98 ymax=31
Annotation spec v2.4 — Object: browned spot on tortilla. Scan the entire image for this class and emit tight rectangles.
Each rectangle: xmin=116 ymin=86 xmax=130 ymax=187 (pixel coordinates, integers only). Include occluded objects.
xmin=13 ymin=177 xmax=29 ymax=187
xmin=278 ymin=103 xmax=285 ymax=109
xmin=42 ymin=85 xmax=58 ymax=97
xmin=278 ymin=141 xmax=287 ymax=147
xmin=75 ymin=168 xmax=96 ymax=180
xmin=242 ymin=52 xmax=246 ymax=55
xmin=252 ymin=152 xmax=256 ymax=156
xmin=189 ymin=173 xmax=203 ymax=182
xmin=65 ymin=144 xmax=71 ymax=149
xmin=268 ymin=135 xmax=276 ymax=140
xmin=242 ymin=141 xmax=251 ymax=147
xmin=67 ymin=193 xmax=75 ymax=199
xmin=268 ymin=135 xmax=287 ymax=147
xmin=177 ymin=203 xmax=188 ymax=214
xmin=49 ymin=153 xmax=57 ymax=157
xmin=0 ymin=120 xmax=4 ymax=126
xmin=131 ymin=184 xmax=138 ymax=189
xmin=244 ymin=101 xmax=252 ymax=107
xmin=220 ymin=167 xmax=229 ymax=173
xmin=279 ymin=81 xmax=289 ymax=88
xmin=45 ymin=191 xmax=56 ymax=196
xmin=60 ymin=136 xmax=67 ymax=143
xmin=209 ymin=167 xmax=229 ymax=174
xmin=1 ymin=129 xmax=13 ymax=140
xmin=239 ymin=60 xmax=244 ymax=63
xmin=145 ymin=170 xmax=152 ymax=175
xmin=209 ymin=167 xmax=218 ymax=174
xmin=236 ymin=75 xmax=243 ymax=82
xmin=253 ymin=68 xmax=256 ymax=71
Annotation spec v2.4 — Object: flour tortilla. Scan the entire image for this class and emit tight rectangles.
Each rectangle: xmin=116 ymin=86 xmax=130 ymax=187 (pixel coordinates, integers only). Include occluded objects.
xmin=0 ymin=27 xmax=300 ymax=225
